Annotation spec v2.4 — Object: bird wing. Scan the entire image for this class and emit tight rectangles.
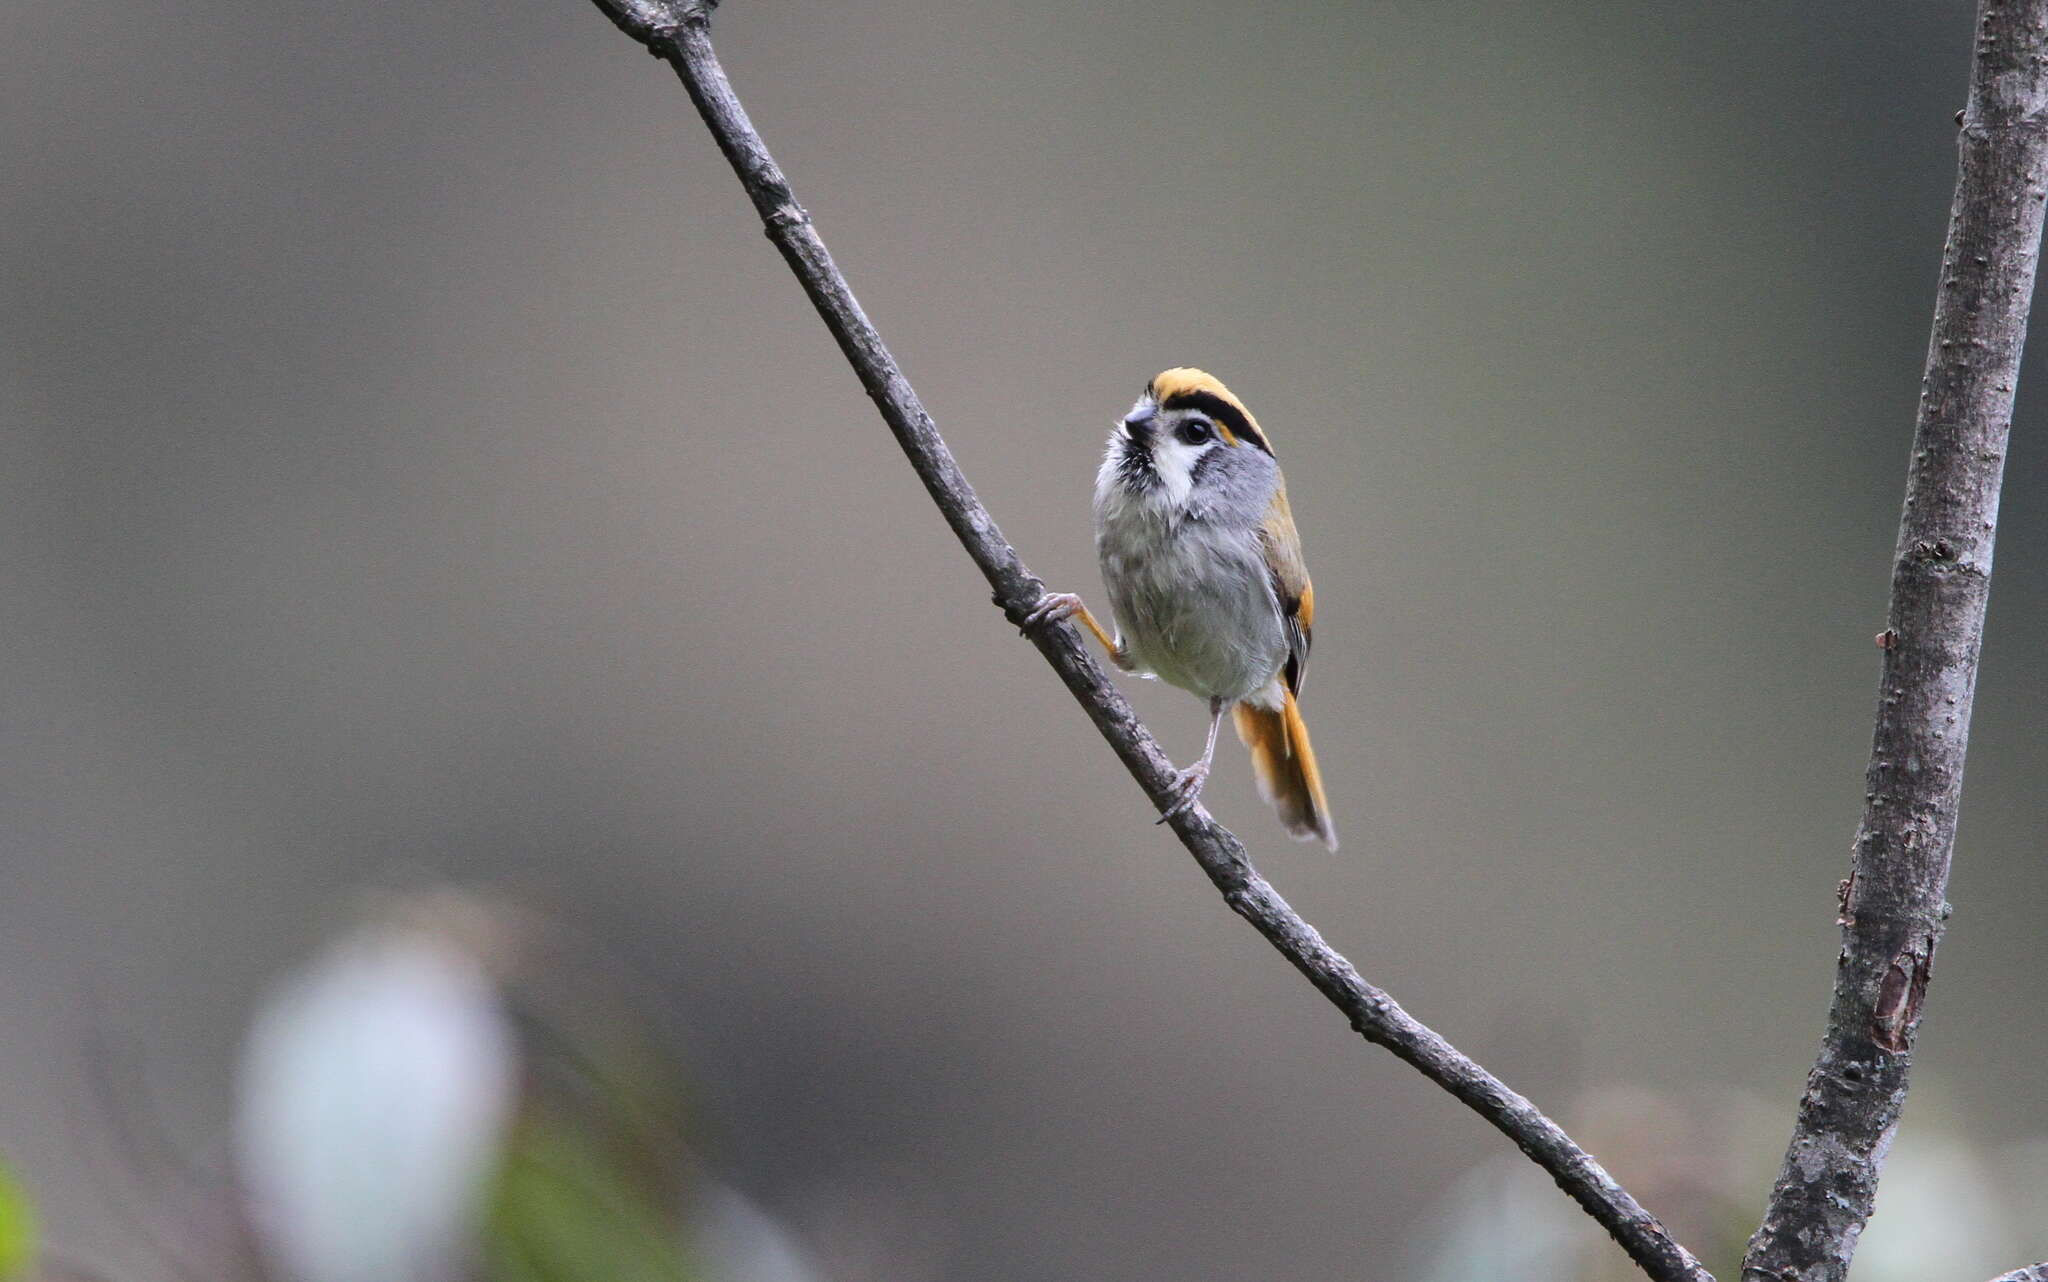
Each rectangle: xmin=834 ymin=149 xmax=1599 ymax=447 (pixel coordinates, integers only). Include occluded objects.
xmin=1258 ymin=489 xmax=1314 ymax=697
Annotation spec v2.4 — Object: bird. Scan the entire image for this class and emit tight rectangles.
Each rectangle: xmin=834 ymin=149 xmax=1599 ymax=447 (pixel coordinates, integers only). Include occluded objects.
xmin=1024 ymin=368 xmax=1337 ymax=849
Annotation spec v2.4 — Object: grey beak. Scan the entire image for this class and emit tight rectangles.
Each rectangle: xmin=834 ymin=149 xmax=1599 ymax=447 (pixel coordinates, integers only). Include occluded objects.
xmin=1122 ymin=406 xmax=1158 ymax=441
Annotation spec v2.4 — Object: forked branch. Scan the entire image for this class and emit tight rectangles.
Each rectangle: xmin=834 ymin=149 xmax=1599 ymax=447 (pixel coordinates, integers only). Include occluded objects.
xmin=1740 ymin=3 xmax=2048 ymax=1280
xmin=576 ymin=1 xmax=1708 ymax=1278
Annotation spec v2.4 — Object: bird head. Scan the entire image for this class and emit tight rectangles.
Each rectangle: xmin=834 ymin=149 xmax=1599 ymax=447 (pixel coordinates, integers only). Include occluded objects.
xmin=1104 ymin=368 xmax=1278 ymax=517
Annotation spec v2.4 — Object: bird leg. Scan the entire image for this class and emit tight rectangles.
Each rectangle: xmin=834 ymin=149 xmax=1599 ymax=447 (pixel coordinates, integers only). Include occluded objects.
xmin=1020 ymin=591 xmax=1131 ymax=670
xmin=1158 ymin=697 xmax=1227 ymax=822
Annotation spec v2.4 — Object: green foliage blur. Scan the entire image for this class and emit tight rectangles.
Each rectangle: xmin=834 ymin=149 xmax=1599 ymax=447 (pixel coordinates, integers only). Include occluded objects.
xmin=0 ymin=1159 xmax=36 ymax=1282
xmin=486 ymin=1116 xmax=699 ymax=1282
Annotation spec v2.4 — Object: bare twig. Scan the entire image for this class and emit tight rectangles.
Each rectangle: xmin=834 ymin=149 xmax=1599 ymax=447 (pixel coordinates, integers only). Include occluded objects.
xmin=1741 ymin=4 xmax=2048 ymax=1281
xmin=573 ymin=2 xmax=1710 ymax=1278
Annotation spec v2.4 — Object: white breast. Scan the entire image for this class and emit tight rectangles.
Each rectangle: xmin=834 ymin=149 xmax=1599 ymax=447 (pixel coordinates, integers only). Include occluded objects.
xmin=1093 ymin=467 xmax=1287 ymax=703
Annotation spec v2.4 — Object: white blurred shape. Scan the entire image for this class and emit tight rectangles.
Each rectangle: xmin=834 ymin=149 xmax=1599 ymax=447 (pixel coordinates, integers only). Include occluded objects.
xmin=1410 ymin=1155 xmax=1584 ymax=1282
xmin=1852 ymin=1128 xmax=2013 ymax=1282
xmin=235 ymin=919 xmax=517 ymax=1282
xmin=692 ymin=1181 xmax=825 ymax=1282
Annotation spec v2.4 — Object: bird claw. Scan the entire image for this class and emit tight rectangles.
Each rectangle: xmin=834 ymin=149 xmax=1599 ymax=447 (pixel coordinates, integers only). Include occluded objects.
xmin=1020 ymin=591 xmax=1082 ymax=635
xmin=1154 ymin=761 xmax=1211 ymax=824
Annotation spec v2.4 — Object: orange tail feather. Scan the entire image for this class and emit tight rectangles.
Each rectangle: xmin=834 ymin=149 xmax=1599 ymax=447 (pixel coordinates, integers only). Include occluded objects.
xmin=1232 ymin=690 xmax=1338 ymax=849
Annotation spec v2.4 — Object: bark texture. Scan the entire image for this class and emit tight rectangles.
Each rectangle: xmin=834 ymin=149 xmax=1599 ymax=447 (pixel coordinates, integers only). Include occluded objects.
xmin=577 ymin=2 xmax=1709 ymax=1278
xmin=1741 ymin=4 xmax=2048 ymax=1279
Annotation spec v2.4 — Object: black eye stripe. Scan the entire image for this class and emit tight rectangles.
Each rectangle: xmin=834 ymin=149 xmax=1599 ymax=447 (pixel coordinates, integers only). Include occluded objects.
xmin=1159 ymin=389 xmax=1273 ymax=455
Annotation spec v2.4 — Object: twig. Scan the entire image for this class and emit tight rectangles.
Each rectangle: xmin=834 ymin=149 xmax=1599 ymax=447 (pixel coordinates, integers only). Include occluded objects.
xmin=575 ymin=3 xmax=1710 ymax=1279
xmin=1740 ymin=4 xmax=2048 ymax=1281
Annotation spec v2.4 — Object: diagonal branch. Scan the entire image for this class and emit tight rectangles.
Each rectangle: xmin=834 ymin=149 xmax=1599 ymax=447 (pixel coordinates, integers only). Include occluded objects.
xmin=576 ymin=2 xmax=1709 ymax=1278
xmin=1740 ymin=4 xmax=2048 ymax=1280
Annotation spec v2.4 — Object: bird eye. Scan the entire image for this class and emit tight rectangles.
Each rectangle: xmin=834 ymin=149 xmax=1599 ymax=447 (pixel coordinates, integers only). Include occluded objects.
xmin=1177 ymin=420 xmax=1213 ymax=446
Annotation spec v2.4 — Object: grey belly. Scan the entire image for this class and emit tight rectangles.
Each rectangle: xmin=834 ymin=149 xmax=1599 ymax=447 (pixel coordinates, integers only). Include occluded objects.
xmin=1104 ymin=536 xmax=1286 ymax=702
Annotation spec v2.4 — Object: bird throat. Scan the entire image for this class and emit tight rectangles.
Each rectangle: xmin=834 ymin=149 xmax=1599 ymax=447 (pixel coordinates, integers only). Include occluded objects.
xmin=1115 ymin=435 xmax=1159 ymax=495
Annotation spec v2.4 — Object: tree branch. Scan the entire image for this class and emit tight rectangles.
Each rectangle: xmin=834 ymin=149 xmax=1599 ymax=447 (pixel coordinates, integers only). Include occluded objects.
xmin=1741 ymin=4 xmax=2048 ymax=1280
xmin=576 ymin=2 xmax=1710 ymax=1279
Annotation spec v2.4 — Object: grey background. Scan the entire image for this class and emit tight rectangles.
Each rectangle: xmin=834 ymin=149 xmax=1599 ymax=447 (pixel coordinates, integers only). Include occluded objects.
xmin=5 ymin=1 xmax=2046 ymax=1278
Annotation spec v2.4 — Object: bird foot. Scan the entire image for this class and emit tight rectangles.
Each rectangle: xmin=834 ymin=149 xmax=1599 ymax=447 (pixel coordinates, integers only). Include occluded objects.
xmin=1019 ymin=591 xmax=1082 ymax=634
xmin=1155 ymin=761 xmax=1211 ymax=823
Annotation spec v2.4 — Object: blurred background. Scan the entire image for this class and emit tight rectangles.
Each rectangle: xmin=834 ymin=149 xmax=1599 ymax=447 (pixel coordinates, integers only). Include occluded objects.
xmin=6 ymin=0 xmax=2047 ymax=1278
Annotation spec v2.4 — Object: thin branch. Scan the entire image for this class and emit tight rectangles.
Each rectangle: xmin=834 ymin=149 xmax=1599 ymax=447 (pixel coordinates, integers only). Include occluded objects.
xmin=576 ymin=3 xmax=1710 ymax=1279
xmin=1741 ymin=4 xmax=2048 ymax=1281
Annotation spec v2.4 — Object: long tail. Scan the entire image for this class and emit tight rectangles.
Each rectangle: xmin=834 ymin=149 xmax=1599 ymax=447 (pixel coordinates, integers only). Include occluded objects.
xmin=1233 ymin=689 xmax=1338 ymax=850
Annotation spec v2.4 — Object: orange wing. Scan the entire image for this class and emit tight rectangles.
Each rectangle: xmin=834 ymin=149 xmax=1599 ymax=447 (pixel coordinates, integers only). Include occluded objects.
xmin=1258 ymin=488 xmax=1313 ymax=696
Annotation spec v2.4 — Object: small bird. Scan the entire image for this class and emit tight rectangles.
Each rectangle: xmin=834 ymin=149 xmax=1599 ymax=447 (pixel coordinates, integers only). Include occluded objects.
xmin=1025 ymin=368 xmax=1337 ymax=848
